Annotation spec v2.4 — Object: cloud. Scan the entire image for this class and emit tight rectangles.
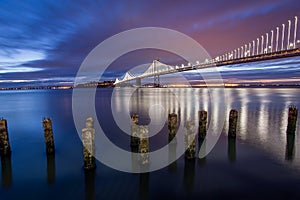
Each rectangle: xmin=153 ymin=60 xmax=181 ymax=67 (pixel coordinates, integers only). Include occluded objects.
xmin=0 ymin=0 xmax=300 ymax=87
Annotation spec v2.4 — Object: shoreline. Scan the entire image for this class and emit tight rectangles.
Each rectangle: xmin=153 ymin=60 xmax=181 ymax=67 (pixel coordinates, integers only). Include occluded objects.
xmin=1 ymin=85 xmax=300 ymax=91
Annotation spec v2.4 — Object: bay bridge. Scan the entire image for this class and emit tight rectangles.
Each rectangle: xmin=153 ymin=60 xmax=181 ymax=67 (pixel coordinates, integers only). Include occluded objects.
xmin=114 ymin=16 xmax=300 ymax=86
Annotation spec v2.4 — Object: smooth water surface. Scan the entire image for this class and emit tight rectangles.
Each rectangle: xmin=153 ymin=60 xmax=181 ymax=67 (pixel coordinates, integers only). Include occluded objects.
xmin=0 ymin=88 xmax=300 ymax=199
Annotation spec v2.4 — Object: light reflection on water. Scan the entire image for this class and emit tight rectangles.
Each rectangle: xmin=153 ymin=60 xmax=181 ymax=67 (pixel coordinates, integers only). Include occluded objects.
xmin=0 ymin=88 xmax=300 ymax=199
xmin=112 ymin=88 xmax=300 ymax=167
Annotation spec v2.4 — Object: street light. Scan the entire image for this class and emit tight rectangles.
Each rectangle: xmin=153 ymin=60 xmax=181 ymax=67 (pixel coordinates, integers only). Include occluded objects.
xmin=281 ymin=24 xmax=285 ymax=51
xmin=287 ymin=20 xmax=291 ymax=50
xmin=294 ymin=16 xmax=298 ymax=49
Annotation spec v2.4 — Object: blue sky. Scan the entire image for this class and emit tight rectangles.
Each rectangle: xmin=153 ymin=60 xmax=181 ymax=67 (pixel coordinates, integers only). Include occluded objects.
xmin=0 ymin=0 xmax=300 ymax=87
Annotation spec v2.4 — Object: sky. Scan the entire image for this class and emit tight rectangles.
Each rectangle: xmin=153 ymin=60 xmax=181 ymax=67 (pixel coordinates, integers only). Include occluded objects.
xmin=0 ymin=0 xmax=300 ymax=87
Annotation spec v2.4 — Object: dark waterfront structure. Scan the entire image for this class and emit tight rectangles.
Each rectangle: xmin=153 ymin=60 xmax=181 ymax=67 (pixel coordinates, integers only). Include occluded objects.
xmin=0 ymin=119 xmax=11 ymax=156
xmin=184 ymin=121 xmax=196 ymax=160
xmin=130 ymin=114 xmax=139 ymax=147
xmin=287 ymin=106 xmax=298 ymax=134
xmin=228 ymin=109 xmax=238 ymax=138
xmin=198 ymin=110 xmax=207 ymax=141
xmin=82 ymin=117 xmax=96 ymax=170
xmin=42 ymin=118 xmax=55 ymax=155
xmin=168 ymin=113 xmax=177 ymax=142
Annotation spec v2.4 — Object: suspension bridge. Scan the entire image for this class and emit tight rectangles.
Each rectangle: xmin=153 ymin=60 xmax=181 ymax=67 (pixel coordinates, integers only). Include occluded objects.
xmin=114 ymin=16 xmax=300 ymax=86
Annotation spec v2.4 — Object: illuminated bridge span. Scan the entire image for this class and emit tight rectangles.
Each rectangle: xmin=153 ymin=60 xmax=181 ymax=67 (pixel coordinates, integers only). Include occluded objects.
xmin=114 ymin=16 xmax=300 ymax=86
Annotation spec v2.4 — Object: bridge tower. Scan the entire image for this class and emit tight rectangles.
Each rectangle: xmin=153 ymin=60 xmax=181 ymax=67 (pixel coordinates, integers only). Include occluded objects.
xmin=136 ymin=78 xmax=141 ymax=87
xmin=153 ymin=59 xmax=160 ymax=87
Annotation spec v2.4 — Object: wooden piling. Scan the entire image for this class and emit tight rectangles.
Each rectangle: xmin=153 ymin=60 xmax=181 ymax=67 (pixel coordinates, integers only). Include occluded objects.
xmin=183 ymin=158 xmax=195 ymax=193
xmin=82 ymin=117 xmax=96 ymax=170
xmin=47 ymin=154 xmax=55 ymax=184
xmin=139 ymin=173 xmax=149 ymax=200
xmin=0 ymin=119 xmax=11 ymax=156
xmin=85 ymin=170 xmax=96 ymax=200
xmin=139 ymin=125 xmax=149 ymax=165
xmin=287 ymin=106 xmax=298 ymax=134
xmin=1 ymin=155 xmax=12 ymax=187
xmin=228 ymin=109 xmax=238 ymax=138
xmin=42 ymin=118 xmax=55 ymax=154
xmin=286 ymin=133 xmax=295 ymax=161
xmin=198 ymin=139 xmax=206 ymax=166
xmin=184 ymin=121 xmax=196 ymax=160
xmin=198 ymin=110 xmax=207 ymax=141
xmin=228 ymin=138 xmax=236 ymax=162
xmin=168 ymin=142 xmax=177 ymax=173
xmin=131 ymin=114 xmax=139 ymax=147
xmin=168 ymin=113 xmax=177 ymax=142
xmin=131 ymin=145 xmax=139 ymax=172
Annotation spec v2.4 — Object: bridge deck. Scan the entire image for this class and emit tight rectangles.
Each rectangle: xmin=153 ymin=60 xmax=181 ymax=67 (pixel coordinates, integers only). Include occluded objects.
xmin=115 ymin=48 xmax=300 ymax=84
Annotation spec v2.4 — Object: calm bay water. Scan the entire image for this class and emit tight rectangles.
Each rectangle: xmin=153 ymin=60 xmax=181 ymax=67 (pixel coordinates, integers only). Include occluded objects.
xmin=1 ymin=88 xmax=300 ymax=199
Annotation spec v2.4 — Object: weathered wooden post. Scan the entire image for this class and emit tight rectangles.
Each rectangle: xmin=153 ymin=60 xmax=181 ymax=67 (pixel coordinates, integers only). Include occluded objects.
xmin=168 ymin=140 xmax=177 ymax=173
xmin=139 ymin=173 xmax=149 ymax=200
xmin=1 ymin=155 xmax=12 ymax=187
xmin=287 ymin=106 xmax=298 ymax=134
xmin=85 ymin=170 xmax=95 ymax=200
xmin=47 ymin=154 xmax=55 ymax=184
xmin=168 ymin=113 xmax=177 ymax=142
xmin=82 ymin=117 xmax=96 ymax=170
xmin=131 ymin=145 xmax=139 ymax=172
xmin=228 ymin=138 xmax=236 ymax=162
xmin=228 ymin=109 xmax=238 ymax=138
xmin=198 ymin=110 xmax=207 ymax=141
xmin=131 ymin=114 xmax=139 ymax=148
xmin=183 ymin=158 xmax=195 ymax=192
xmin=286 ymin=134 xmax=295 ymax=161
xmin=198 ymin=138 xmax=206 ymax=167
xmin=0 ymin=119 xmax=11 ymax=156
xmin=139 ymin=125 xmax=149 ymax=165
xmin=184 ymin=120 xmax=196 ymax=160
xmin=42 ymin=118 xmax=55 ymax=154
